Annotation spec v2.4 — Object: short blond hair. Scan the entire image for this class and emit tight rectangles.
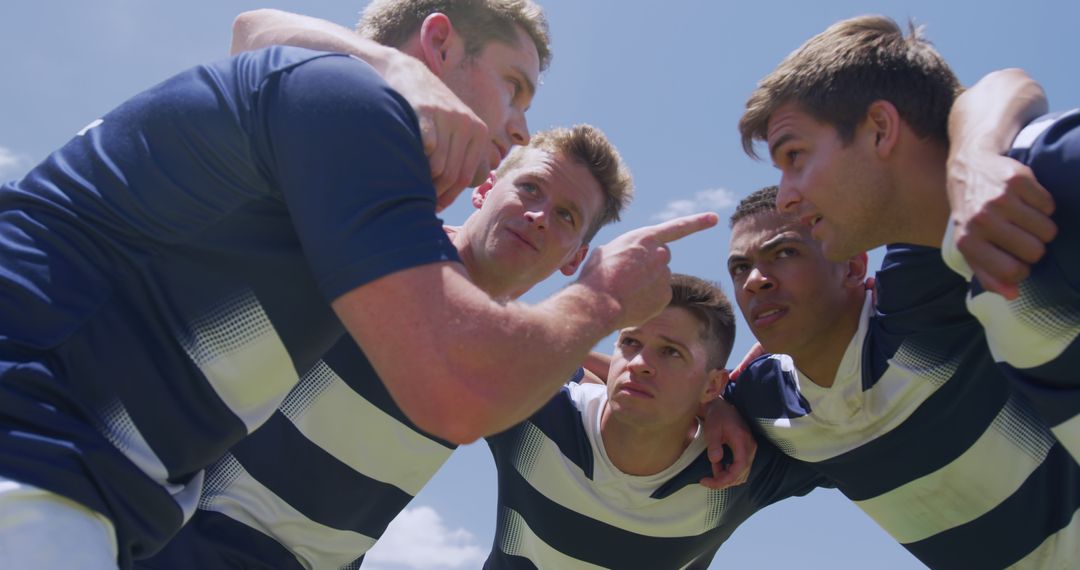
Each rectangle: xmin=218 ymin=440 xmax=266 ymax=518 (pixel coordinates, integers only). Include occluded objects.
xmin=739 ymin=15 xmax=961 ymax=159
xmin=497 ymin=124 xmax=634 ymax=243
xmin=358 ymin=0 xmax=551 ymax=72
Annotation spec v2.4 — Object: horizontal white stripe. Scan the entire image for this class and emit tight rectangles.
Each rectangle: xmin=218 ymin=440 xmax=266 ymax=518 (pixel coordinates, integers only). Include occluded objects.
xmin=509 ymin=421 xmax=716 ymax=537
xmin=202 ymin=453 xmax=375 ymax=570
xmin=767 ymin=342 xmax=955 ymax=462
xmin=498 ymin=507 xmax=605 ymax=569
xmin=855 ymin=396 xmax=1055 ymax=543
xmin=965 ymin=284 xmax=1080 ymax=369
xmin=1008 ymin=504 xmax=1080 ymax=569
xmin=282 ymin=361 xmax=453 ymax=495
xmin=180 ymin=291 xmax=299 ymax=432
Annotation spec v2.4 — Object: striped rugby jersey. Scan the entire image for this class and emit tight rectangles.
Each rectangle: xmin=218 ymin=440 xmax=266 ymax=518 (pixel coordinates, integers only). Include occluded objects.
xmin=485 ymin=382 xmax=825 ymax=569
xmin=139 ymin=336 xmax=460 ymax=569
xmin=942 ymin=109 xmax=1080 ymax=465
xmin=729 ymin=245 xmax=1080 ymax=568
xmin=0 ymin=46 xmax=456 ymax=566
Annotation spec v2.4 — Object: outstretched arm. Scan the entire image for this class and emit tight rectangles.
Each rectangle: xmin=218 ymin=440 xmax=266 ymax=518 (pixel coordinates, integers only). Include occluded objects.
xmin=946 ymin=68 xmax=1054 ymax=299
xmin=232 ymin=9 xmax=494 ymax=211
xmin=335 ymin=213 xmax=721 ymax=444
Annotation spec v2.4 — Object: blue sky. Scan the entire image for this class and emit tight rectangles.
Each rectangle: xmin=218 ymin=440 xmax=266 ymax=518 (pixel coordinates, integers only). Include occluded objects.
xmin=2 ymin=1 xmax=1077 ymax=568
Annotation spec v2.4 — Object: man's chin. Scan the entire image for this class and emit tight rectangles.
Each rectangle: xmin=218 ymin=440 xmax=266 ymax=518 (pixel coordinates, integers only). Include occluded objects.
xmin=470 ymin=163 xmax=491 ymax=188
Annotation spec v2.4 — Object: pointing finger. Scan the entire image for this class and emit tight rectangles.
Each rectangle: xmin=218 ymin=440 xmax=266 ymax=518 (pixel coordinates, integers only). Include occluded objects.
xmin=647 ymin=212 xmax=720 ymax=244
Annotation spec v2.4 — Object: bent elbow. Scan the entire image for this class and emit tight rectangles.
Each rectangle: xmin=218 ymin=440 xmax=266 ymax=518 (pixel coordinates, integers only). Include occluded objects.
xmin=392 ymin=387 xmax=494 ymax=445
xmin=231 ymin=9 xmax=280 ymax=55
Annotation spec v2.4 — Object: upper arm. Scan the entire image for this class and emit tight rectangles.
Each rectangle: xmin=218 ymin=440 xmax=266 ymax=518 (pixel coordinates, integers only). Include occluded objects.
xmin=255 ymin=53 xmax=452 ymax=301
xmin=950 ymin=68 xmax=1048 ymax=153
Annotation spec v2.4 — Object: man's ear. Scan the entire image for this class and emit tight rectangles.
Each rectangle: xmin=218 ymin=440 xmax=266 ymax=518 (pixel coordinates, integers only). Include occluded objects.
xmin=700 ymin=368 xmax=730 ymax=404
xmin=418 ymin=13 xmax=458 ymax=74
xmin=559 ymin=244 xmax=589 ymax=276
xmin=864 ymin=100 xmax=901 ymax=159
xmin=844 ymin=251 xmax=869 ymax=288
xmin=471 ymin=171 xmax=497 ymax=209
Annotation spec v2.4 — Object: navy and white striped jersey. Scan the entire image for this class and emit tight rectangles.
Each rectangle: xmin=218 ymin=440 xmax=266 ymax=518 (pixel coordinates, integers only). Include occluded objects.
xmin=139 ymin=336 xmax=458 ymax=569
xmin=728 ymin=245 xmax=1080 ymax=568
xmin=942 ymin=109 xmax=1080 ymax=464
xmin=0 ymin=46 xmax=456 ymax=566
xmin=485 ymin=382 xmax=825 ymax=569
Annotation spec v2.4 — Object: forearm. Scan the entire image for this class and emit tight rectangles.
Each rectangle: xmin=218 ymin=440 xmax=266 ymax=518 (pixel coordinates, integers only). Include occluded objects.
xmin=334 ymin=267 xmax=622 ymax=444
xmin=231 ymin=9 xmax=400 ymax=75
xmin=949 ymin=68 xmax=1047 ymax=155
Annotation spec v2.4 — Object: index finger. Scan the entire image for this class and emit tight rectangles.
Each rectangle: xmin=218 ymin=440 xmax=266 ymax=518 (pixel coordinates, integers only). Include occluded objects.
xmin=647 ymin=212 xmax=720 ymax=244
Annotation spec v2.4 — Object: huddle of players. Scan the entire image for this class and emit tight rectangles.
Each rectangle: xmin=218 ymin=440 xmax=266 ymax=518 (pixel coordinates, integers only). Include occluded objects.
xmin=0 ymin=0 xmax=1076 ymax=568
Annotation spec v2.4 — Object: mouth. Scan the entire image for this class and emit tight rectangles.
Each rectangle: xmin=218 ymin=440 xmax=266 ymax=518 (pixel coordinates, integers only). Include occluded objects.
xmin=615 ymin=381 xmax=654 ymax=399
xmin=750 ymin=305 xmax=787 ymax=327
xmin=506 ymin=228 xmax=539 ymax=251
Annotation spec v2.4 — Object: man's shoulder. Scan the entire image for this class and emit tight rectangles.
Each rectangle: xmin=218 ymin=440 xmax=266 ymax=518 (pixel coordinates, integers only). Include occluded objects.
xmin=233 ymin=45 xmax=374 ymax=82
xmin=725 ymin=355 xmax=809 ymax=419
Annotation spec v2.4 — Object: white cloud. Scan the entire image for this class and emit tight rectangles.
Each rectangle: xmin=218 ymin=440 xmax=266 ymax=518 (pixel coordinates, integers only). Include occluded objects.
xmin=651 ymin=187 xmax=738 ymax=221
xmin=364 ymin=506 xmax=486 ymax=570
xmin=0 ymin=146 xmax=31 ymax=180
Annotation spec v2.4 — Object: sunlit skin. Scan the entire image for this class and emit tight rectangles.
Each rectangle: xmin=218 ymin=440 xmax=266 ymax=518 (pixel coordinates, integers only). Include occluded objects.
xmin=764 ymin=102 xmax=900 ymax=262
xmin=600 ymin=306 xmax=726 ymax=476
xmin=728 ymin=211 xmax=865 ymax=386
xmin=437 ymin=23 xmax=539 ymax=185
xmin=452 ymin=148 xmax=603 ymax=299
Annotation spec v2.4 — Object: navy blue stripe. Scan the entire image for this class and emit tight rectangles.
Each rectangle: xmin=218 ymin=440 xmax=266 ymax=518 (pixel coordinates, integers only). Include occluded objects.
xmin=1005 ymin=355 xmax=1080 ymax=427
xmin=652 ymin=452 xmax=713 ymax=499
xmin=490 ymin=457 xmax=733 ymax=569
xmin=874 ymin=245 xmax=969 ymax=327
xmin=321 ymin=336 xmax=457 ymax=449
xmin=231 ymin=411 xmax=414 ymax=538
xmin=520 ymin=387 xmax=593 ymax=478
xmin=904 ymin=443 xmax=1080 ymax=568
xmin=484 ymin=551 xmax=539 ymax=569
xmin=136 ymin=510 xmax=304 ymax=570
xmin=0 ymin=360 xmax=183 ymax=568
xmin=820 ymin=357 xmax=1010 ymax=500
xmin=55 ymin=295 xmax=249 ymax=482
xmin=727 ymin=357 xmax=811 ymax=420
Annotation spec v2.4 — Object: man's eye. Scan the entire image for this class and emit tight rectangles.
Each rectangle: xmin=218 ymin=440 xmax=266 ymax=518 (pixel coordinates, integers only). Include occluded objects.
xmin=663 ymin=346 xmax=684 ymax=358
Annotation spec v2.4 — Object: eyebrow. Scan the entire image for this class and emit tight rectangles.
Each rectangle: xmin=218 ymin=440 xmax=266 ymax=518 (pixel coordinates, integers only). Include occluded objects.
xmin=727 ymin=233 xmax=804 ymax=266
xmin=767 ymin=132 xmax=795 ymax=163
xmin=658 ymin=334 xmax=691 ymax=353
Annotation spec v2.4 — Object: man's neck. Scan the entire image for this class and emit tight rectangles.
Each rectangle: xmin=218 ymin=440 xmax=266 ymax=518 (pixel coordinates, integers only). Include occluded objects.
xmin=599 ymin=403 xmax=698 ymax=477
xmin=446 ymin=225 xmax=518 ymax=300
xmin=791 ymin=292 xmax=865 ymax=388
xmin=887 ymin=138 xmax=952 ymax=249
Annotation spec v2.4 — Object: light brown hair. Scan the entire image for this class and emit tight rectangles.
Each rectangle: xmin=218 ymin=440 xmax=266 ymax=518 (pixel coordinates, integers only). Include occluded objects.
xmin=497 ymin=124 xmax=634 ymax=243
xmin=739 ymin=15 xmax=961 ymax=159
xmin=669 ymin=274 xmax=736 ymax=371
xmin=358 ymin=0 xmax=552 ymax=72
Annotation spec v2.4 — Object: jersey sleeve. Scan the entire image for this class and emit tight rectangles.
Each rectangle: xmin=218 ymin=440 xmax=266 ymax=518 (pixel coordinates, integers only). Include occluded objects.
xmin=943 ymin=109 xmax=1080 ymax=462
xmin=254 ymin=52 xmax=460 ymax=301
